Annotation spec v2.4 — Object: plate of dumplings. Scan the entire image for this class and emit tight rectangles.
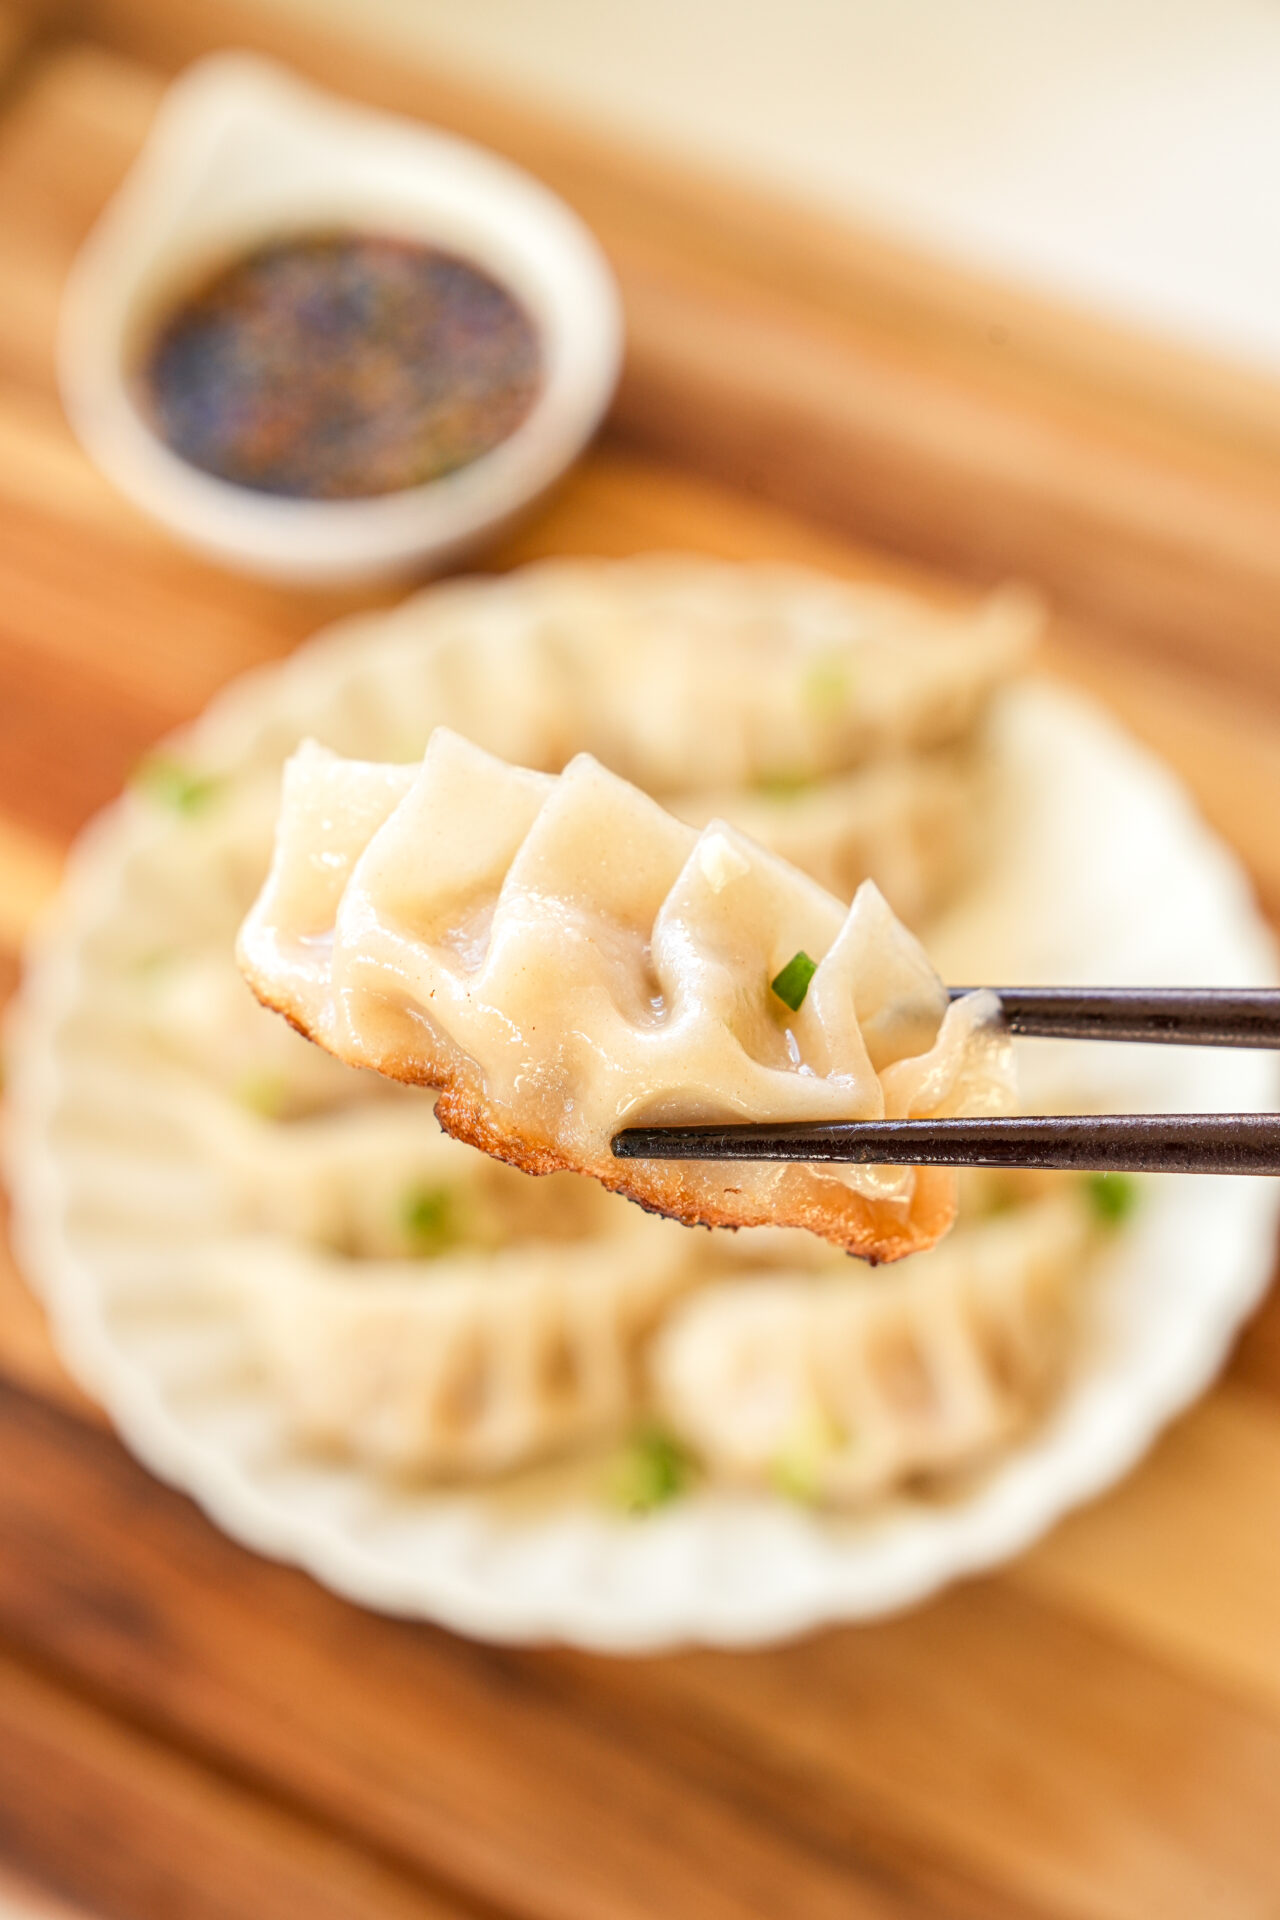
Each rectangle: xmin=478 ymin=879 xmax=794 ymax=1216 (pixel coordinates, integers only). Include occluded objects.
xmin=7 ymin=556 xmax=1278 ymax=1649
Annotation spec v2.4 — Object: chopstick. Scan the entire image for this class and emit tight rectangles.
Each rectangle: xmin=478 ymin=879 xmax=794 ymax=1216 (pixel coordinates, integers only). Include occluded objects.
xmin=610 ymin=988 xmax=1280 ymax=1174
xmin=612 ymin=1113 xmax=1280 ymax=1174
xmin=943 ymin=986 xmax=1280 ymax=1047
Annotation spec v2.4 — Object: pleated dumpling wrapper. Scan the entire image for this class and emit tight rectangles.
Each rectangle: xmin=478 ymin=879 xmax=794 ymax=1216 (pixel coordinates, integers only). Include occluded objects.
xmin=650 ymin=1188 xmax=1095 ymax=1503
xmin=237 ymin=729 xmax=1015 ymax=1262
xmin=238 ymin=1226 xmax=696 ymax=1478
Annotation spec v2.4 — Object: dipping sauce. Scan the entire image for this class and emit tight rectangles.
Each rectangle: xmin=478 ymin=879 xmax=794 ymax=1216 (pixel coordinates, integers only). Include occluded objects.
xmin=137 ymin=232 xmax=542 ymax=499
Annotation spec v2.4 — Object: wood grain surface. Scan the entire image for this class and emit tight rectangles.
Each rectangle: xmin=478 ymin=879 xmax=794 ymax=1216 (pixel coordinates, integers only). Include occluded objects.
xmin=47 ymin=0 xmax=1280 ymax=695
xmin=2 ymin=20 xmax=1280 ymax=1920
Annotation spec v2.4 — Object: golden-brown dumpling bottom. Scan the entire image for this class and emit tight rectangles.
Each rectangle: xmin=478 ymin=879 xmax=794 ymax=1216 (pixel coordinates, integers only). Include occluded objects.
xmin=237 ymin=729 xmax=1016 ymax=1262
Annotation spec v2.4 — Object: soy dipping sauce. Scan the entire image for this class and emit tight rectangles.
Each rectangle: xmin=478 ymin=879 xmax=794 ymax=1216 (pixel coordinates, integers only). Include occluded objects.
xmin=137 ymin=232 xmax=542 ymax=499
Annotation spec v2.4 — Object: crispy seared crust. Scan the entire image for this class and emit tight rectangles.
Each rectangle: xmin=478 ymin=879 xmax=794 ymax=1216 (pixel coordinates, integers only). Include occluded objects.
xmin=245 ymin=975 xmax=956 ymax=1265
xmin=437 ymin=1087 xmax=956 ymax=1265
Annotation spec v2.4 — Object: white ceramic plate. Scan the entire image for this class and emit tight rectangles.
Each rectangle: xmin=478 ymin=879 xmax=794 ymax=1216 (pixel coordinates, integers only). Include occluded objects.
xmin=7 ymin=564 xmax=1278 ymax=1650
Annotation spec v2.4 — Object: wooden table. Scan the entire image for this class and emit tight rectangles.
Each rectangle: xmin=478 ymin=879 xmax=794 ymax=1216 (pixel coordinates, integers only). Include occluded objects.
xmin=3 ymin=12 xmax=1280 ymax=1917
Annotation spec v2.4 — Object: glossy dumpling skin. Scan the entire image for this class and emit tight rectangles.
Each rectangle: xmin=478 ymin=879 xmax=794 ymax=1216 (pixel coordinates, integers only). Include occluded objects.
xmin=650 ymin=1188 xmax=1095 ymax=1503
xmin=237 ymin=728 xmax=1015 ymax=1262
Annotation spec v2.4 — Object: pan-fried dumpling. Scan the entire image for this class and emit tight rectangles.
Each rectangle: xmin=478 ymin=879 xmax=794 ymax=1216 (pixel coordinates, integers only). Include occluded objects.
xmin=236 ymin=1230 xmax=696 ymax=1476
xmin=310 ymin=562 xmax=1031 ymax=920
xmin=672 ymin=745 xmax=983 ymax=918
xmin=238 ymin=728 xmax=1015 ymax=1261
xmin=133 ymin=949 xmax=364 ymax=1116
xmin=362 ymin=560 xmax=1032 ymax=793
xmin=649 ymin=1190 xmax=1095 ymax=1503
xmin=195 ymin=1094 xmax=678 ymax=1258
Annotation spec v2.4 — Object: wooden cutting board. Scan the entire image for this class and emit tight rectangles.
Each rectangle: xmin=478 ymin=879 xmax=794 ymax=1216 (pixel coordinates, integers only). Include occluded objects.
xmin=3 ymin=17 xmax=1280 ymax=1920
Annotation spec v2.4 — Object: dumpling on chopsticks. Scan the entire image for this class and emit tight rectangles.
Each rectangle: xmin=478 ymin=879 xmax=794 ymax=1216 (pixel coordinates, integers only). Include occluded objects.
xmin=237 ymin=728 xmax=1014 ymax=1263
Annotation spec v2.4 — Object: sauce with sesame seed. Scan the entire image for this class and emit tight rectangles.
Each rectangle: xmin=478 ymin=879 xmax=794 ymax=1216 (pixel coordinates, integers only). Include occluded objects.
xmin=137 ymin=232 xmax=541 ymax=499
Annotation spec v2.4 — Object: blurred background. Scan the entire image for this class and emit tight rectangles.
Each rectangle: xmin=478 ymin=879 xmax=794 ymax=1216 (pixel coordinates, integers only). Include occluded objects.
xmin=271 ymin=0 xmax=1280 ymax=371
xmin=2 ymin=3 xmax=1280 ymax=1918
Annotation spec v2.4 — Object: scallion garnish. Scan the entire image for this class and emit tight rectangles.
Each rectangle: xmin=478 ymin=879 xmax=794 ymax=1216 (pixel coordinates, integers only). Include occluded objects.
xmin=1085 ymin=1171 xmax=1139 ymax=1227
xmin=769 ymin=1405 xmax=841 ymax=1504
xmin=401 ymin=1183 xmax=458 ymax=1256
xmin=802 ymin=654 xmax=853 ymax=713
xmin=133 ymin=754 xmax=224 ymax=816
xmin=235 ymin=1071 xmax=291 ymax=1119
xmin=753 ymin=772 xmax=811 ymax=802
xmin=604 ymin=1425 xmax=695 ymax=1514
xmin=771 ymin=949 xmax=817 ymax=1013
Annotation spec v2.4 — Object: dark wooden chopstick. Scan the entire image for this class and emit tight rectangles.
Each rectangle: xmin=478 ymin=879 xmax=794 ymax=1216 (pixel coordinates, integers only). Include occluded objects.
xmin=610 ymin=989 xmax=1280 ymax=1173
xmin=945 ymin=986 xmax=1280 ymax=1047
xmin=612 ymin=1113 xmax=1280 ymax=1175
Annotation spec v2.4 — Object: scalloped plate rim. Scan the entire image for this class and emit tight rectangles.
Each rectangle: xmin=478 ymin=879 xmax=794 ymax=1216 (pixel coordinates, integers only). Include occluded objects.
xmin=5 ymin=567 xmax=1279 ymax=1651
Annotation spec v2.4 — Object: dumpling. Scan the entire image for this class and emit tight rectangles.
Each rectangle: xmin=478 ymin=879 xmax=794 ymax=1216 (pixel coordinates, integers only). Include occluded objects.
xmin=353 ymin=559 xmax=1032 ymax=794
xmin=196 ymin=1094 xmax=678 ymax=1258
xmin=131 ymin=948 xmax=364 ymax=1117
xmin=297 ymin=561 xmax=1031 ymax=920
xmin=236 ymin=1229 xmax=695 ymax=1476
xmin=649 ymin=1189 xmax=1095 ymax=1503
xmin=671 ymin=745 xmax=984 ymax=919
xmin=238 ymin=728 xmax=1015 ymax=1261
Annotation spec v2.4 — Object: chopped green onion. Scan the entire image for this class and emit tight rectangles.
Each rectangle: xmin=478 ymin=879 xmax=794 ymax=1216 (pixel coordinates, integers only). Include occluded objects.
xmin=802 ymin=654 xmax=853 ymax=713
xmin=1085 ymin=1171 xmax=1139 ymax=1227
xmin=753 ymin=772 xmax=812 ymax=802
xmin=235 ymin=1071 xmax=292 ymax=1119
xmin=130 ymin=947 xmax=177 ymax=979
xmin=769 ymin=1405 xmax=841 ymax=1504
xmin=770 ymin=1451 xmax=822 ymax=1505
xmin=771 ymin=949 xmax=818 ymax=1013
xmin=604 ymin=1424 xmax=695 ymax=1514
xmin=133 ymin=754 xmax=224 ymax=816
xmin=401 ymin=1183 xmax=458 ymax=1257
